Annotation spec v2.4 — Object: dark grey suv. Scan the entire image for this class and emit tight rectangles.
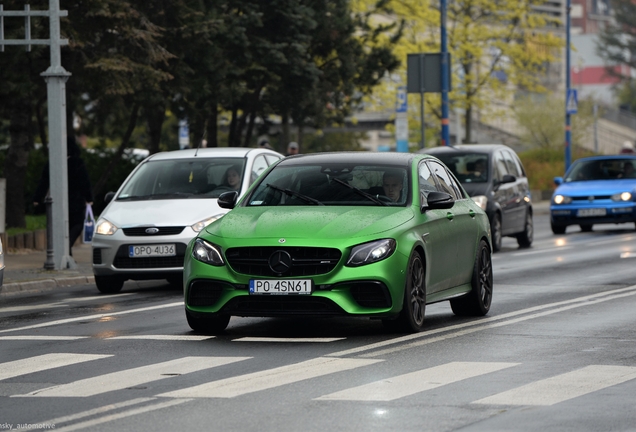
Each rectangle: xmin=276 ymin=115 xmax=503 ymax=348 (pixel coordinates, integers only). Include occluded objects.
xmin=421 ymin=144 xmax=533 ymax=252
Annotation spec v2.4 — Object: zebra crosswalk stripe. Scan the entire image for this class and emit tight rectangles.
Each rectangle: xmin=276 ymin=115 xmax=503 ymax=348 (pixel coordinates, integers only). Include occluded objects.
xmin=159 ymin=357 xmax=382 ymax=399
xmin=15 ymin=356 xmax=250 ymax=398
xmin=473 ymin=365 xmax=636 ymax=406
xmin=315 ymin=361 xmax=518 ymax=401
xmin=0 ymin=353 xmax=112 ymax=381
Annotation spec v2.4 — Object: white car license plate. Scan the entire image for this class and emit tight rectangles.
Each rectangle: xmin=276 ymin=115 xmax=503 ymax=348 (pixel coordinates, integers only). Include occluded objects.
xmin=577 ymin=208 xmax=606 ymax=217
xmin=129 ymin=244 xmax=176 ymax=258
xmin=249 ymin=279 xmax=312 ymax=295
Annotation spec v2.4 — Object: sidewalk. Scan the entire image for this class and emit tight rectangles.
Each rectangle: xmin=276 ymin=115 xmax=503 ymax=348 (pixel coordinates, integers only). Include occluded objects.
xmin=0 ymin=200 xmax=550 ymax=297
xmin=0 ymin=242 xmax=95 ymax=296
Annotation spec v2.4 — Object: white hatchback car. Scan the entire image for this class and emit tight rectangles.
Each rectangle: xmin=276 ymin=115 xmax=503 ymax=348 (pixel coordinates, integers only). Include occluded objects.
xmin=92 ymin=147 xmax=284 ymax=293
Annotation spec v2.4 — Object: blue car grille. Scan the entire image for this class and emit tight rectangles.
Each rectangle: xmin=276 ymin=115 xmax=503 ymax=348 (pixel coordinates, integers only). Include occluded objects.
xmin=225 ymin=247 xmax=342 ymax=277
xmin=571 ymin=195 xmax=611 ymax=201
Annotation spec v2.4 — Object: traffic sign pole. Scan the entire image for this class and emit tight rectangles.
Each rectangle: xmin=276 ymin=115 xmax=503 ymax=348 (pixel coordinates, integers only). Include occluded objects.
xmin=564 ymin=0 xmax=572 ymax=172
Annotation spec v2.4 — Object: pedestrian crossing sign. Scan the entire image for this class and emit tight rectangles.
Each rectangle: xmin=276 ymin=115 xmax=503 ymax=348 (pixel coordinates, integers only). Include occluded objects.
xmin=566 ymin=89 xmax=578 ymax=114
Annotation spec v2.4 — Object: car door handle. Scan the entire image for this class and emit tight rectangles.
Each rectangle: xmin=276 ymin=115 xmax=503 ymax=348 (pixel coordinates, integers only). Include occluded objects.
xmin=446 ymin=212 xmax=454 ymax=220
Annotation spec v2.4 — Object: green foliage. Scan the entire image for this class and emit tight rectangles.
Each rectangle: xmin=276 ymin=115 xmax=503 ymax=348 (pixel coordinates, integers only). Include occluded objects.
xmin=518 ymin=146 xmax=597 ymax=191
xmin=5 ymin=215 xmax=46 ymax=236
xmin=300 ymin=131 xmax=368 ymax=153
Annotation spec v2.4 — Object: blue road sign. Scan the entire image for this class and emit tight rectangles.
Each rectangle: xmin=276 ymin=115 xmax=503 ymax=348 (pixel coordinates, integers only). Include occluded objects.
xmin=396 ymin=86 xmax=407 ymax=113
xmin=566 ymin=89 xmax=578 ymax=114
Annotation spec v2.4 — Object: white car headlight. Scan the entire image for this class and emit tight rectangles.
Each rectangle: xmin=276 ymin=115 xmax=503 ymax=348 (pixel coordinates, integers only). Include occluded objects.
xmin=191 ymin=214 xmax=226 ymax=232
xmin=611 ymin=192 xmax=632 ymax=202
xmin=95 ymin=219 xmax=118 ymax=236
xmin=192 ymin=238 xmax=225 ymax=266
xmin=553 ymin=195 xmax=572 ymax=205
xmin=346 ymin=239 xmax=396 ymax=267
xmin=471 ymin=195 xmax=488 ymax=210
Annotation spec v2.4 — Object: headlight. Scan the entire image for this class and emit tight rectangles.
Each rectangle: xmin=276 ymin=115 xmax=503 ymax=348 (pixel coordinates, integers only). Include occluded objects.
xmin=95 ymin=219 xmax=118 ymax=236
xmin=611 ymin=192 xmax=632 ymax=202
xmin=191 ymin=214 xmax=226 ymax=232
xmin=553 ymin=195 xmax=572 ymax=205
xmin=471 ymin=195 xmax=488 ymax=210
xmin=346 ymin=239 xmax=396 ymax=267
xmin=192 ymin=238 xmax=225 ymax=266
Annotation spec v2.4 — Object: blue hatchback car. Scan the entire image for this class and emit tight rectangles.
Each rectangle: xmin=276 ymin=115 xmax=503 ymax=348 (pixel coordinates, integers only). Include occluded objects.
xmin=550 ymin=155 xmax=636 ymax=234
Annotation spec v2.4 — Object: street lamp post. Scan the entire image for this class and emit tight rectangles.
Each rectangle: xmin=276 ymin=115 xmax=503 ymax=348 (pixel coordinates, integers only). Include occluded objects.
xmin=565 ymin=0 xmax=572 ymax=171
xmin=441 ymin=0 xmax=450 ymax=146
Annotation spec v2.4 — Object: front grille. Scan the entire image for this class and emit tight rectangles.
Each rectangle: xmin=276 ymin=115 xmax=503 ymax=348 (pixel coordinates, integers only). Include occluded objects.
xmin=348 ymin=281 xmax=392 ymax=308
xmin=225 ymin=247 xmax=341 ymax=277
xmin=222 ymin=295 xmax=343 ymax=316
xmin=122 ymin=226 xmax=185 ymax=236
xmin=188 ymin=280 xmax=228 ymax=306
xmin=112 ymin=243 xmax=187 ymax=269
xmin=571 ymin=196 xmax=611 ymax=201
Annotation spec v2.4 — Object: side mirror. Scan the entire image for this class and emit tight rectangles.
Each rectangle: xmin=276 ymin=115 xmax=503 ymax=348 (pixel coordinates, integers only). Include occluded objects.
xmin=218 ymin=191 xmax=239 ymax=209
xmin=554 ymin=176 xmax=563 ymax=186
xmin=104 ymin=191 xmax=115 ymax=204
xmin=500 ymin=174 xmax=516 ymax=184
xmin=422 ymin=191 xmax=455 ymax=211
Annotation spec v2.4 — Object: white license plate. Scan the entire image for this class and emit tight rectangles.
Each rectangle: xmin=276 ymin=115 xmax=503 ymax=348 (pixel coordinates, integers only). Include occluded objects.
xmin=129 ymin=244 xmax=176 ymax=258
xmin=249 ymin=279 xmax=312 ymax=295
xmin=577 ymin=208 xmax=607 ymax=217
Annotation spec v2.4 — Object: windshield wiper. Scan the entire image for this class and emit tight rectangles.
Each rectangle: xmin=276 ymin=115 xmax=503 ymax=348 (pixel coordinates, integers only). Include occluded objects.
xmin=331 ymin=178 xmax=388 ymax=206
xmin=266 ymin=184 xmax=324 ymax=205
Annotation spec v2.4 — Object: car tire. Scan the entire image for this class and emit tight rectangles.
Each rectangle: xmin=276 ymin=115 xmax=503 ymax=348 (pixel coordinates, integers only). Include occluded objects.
xmin=95 ymin=275 xmax=124 ymax=294
xmin=382 ymin=251 xmax=426 ymax=333
xmin=450 ymin=239 xmax=492 ymax=316
xmin=551 ymin=221 xmax=566 ymax=234
xmin=186 ymin=310 xmax=230 ymax=334
xmin=490 ymin=213 xmax=502 ymax=252
xmin=580 ymin=224 xmax=593 ymax=232
xmin=516 ymin=210 xmax=533 ymax=248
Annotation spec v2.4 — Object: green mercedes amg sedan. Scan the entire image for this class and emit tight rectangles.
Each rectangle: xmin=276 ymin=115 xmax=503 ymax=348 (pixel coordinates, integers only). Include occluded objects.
xmin=183 ymin=152 xmax=493 ymax=333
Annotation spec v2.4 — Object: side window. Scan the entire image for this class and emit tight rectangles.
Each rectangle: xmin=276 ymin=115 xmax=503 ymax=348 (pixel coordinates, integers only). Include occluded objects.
xmin=502 ymin=150 xmax=522 ymax=178
xmin=418 ymin=162 xmax=438 ymax=201
xmin=494 ymin=151 xmax=509 ymax=181
xmin=265 ymin=154 xmax=282 ymax=166
xmin=428 ymin=160 xmax=461 ymax=200
xmin=251 ymin=155 xmax=269 ymax=185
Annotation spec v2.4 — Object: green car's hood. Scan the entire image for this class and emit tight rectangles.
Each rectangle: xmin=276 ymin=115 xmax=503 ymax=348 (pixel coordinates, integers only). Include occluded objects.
xmin=205 ymin=206 xmax=414 ymax=240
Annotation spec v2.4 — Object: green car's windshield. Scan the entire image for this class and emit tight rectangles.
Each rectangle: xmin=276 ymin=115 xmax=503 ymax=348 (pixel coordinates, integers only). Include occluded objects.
xmin=433 ymin=153 xmax=489 ymax=184
xmin=247 ymin=164 xmax=409 ymax=207
xmin=117 ymin=158 xmax=247 ymax=200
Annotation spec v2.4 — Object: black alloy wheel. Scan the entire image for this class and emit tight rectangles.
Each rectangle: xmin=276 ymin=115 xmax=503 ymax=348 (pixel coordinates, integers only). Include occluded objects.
xmin=490 ymin=213 xmax=502 ymax=252
xmin=450 ymin=239 xmax=493 ymax=316
xmin=382 ymin=251 xmax=426 ymax=333
xmin=516 ymin=211 xmax=533 ymax=248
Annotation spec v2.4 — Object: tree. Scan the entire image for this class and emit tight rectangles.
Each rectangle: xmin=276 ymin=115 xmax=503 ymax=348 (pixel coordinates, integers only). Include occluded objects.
xmin=356 ymin=0 xmax=563 ymax=144
xmin=596 ymin=0 xmax=636 ymax=113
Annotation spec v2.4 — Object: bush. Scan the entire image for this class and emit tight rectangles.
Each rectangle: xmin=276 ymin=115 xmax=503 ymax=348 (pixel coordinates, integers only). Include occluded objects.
xmin=518 ymin=146 xmax=597 ymax=191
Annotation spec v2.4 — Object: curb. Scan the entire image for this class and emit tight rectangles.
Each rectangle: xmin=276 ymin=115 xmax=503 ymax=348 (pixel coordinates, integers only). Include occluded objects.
xmin=0 ymin=276 xmax=95 ymax=297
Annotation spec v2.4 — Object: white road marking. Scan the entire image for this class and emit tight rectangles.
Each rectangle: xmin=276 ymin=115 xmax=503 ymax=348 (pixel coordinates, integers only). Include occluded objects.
xmin=473 ymin=365 xmax=636 ymax=406
xmin=0 ymin=303 xmax=66 ymax=313
xmin=0 ymin=336 xmax=88 ymax=341
xmin=15 ymin=356 xmax=250 ymax=397
xmin=315 ymin=361 xmax=518 ymax=401
xmin=106 ymin=335 xmax=214 ymax=341
xmin=327 ymin=285 xmax=636 ymax=358
xmin=41 ymin=397 xmax=155 ymax=426
xmin=159 ymin=357 xmax=382 ymax=399
xmin=233 ymin=337 xmax=345 ymax=343
xmin=51 ymin=398 xmax=192 ymax=432
xmin=0 ymin=301 xmax=183 ymax=334
xmin=0 ymin=353 xmax=112 ymax=381
xmin=63 ymin=294 xmax=134 ymax=302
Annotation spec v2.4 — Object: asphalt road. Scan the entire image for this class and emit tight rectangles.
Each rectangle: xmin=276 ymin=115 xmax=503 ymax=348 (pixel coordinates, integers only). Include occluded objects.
xmin=1 ymin=213 xmax=635 ymax=432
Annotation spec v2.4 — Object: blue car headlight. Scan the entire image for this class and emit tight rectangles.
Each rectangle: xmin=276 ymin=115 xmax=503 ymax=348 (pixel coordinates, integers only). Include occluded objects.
xmin=192 ymin=238 xmax=225 ymax=266
xmin=346 ymin=239 xmax=396 ymax=267
xmin=553 ymin=194 xmax=572 ymax=205
xmin=611 ymin=192 xmax=632 ymax=202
